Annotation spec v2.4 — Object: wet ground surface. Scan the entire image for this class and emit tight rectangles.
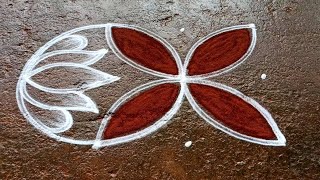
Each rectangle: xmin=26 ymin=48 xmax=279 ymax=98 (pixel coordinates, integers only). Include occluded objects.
xmin=1 ymin=0 xmax=319 ymax=179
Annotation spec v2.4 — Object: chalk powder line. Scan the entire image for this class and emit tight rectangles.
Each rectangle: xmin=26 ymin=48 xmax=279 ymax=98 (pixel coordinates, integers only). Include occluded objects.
xmin=16 ymin=24 xmax=286 ymax=149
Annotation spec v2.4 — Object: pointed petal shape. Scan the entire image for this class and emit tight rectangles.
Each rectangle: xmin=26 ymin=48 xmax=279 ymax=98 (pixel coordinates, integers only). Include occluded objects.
xmin=36 ymin=109 xmax=73 ymax=133
xmin=20 ymin=83 xmax=99 ymax=113
xmin=25 ymin=62 xmax=120 ymax=93
xmin=22 ymin=105 xmax=74 ymax=133
xmin=106 ymin=24 xmax=182 ymax=77
xmin=30 ymin=34 xmax=89 ymax=68
xmin=185 ymin=80 xmax=286 ymax=146
xmin=93 ymin=80 xmax=184 ymax=148
xmin=185 ymin=24 xmax=256 ymax=78
xmin=47 ymin=34 xmax=88 ymax=51
xmin=37 ymin=49 xmax=108 ymax=67
xmin=104 ymin=83 xmax=179 ymax=139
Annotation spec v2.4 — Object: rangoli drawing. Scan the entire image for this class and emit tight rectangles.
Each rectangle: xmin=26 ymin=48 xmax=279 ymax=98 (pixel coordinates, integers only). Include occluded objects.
xmin=16 ymin=23 xmax=286 ymax=149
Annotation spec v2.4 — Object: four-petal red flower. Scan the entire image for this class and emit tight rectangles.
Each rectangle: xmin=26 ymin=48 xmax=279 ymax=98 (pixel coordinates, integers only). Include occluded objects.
xmin=93 ymin=24 xmax=286 ymax=148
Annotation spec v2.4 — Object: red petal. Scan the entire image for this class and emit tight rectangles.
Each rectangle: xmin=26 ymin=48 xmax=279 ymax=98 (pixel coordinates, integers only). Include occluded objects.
xmin=104 ymin=83 xmax=180 ymax=139
xmin=187 ymin=28 xmax=252 ymax=76
xmin=110 ymin=27 xmax=179 ymax=75
xmin=189 ymin=83 xmax=276 ymax=140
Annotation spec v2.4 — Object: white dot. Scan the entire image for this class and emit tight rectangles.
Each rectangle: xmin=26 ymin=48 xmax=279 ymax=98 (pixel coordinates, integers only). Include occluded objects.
xmin=184 ymin=141 xmax=192 ymax=147
xmin=180 ymin=28 xmax=185 ymax=32
xmin=261 ymin=73 xmax=267 ymax=80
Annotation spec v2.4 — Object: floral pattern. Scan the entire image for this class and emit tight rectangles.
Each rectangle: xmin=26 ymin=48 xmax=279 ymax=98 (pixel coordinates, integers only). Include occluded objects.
xmin=16 ymin=24 xmax=286 ymax=148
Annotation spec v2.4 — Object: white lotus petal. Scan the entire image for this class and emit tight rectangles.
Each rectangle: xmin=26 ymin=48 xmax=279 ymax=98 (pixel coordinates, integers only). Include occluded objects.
xmin=20 ymin=82 xmax=99 ymax=113
xmin=24 ymin=62 xmax=120 ymax=93
xmin=37 ymin=49 xmax=108 ymax=67
xmin=47 ymin=34 xmax=88 ymax=51
xmin=22 ymin=106 xmax=74 ymax=134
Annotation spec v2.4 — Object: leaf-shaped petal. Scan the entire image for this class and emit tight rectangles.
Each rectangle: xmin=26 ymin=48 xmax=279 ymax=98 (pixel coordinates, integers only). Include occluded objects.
xmin=35 ymin=109 xmax=73 ymax=133
xmin=36 ymin=49 xmax=108 ymax=68
xmin=22 ymin=104 xmax=73 ymax=133
xmin=104 ymin=83 xmax=179 ymax=139
xmin=106 ymin=24 xmax=182 ymax=77
xmin=185 ymin=80 xmax=286 ymax=146
xmin=20 ymin=82 xmax=99 ymax=113
xmin=24 ymin=62 xmax=120 ymax=93
xmin=93 ymin=80 xmax=184 ymax=148
xmin=185 ymin=24 xmax=256 ymax=78
xmin=47 ymin=34 xmax=88 ymax=51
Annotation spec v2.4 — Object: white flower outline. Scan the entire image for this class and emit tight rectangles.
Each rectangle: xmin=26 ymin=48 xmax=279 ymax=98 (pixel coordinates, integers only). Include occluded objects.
xmin=16 ymin=25 xmax=120 ymax=145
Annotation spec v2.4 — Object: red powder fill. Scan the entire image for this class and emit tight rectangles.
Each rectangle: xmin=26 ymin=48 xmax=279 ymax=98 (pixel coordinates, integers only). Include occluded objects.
xmin=104 ymin=83 xmax=180 ymax=139
xmin=112 ymin=27 xmax=179 ymax=75
xmin=187 ymin=29 xmax=251 ymax=75
xmin=189 ymin=84 xmax=276 ymax=140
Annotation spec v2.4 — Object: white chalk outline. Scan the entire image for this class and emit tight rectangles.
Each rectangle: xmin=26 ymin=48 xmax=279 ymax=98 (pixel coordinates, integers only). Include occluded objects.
xmin=16 ymin=23 xmax=286 ymax=148
xmin=16 ymin=24 xmax=120 ymax=145
xmin=184 ymin=79 xmax=286 ymax=146
xmin=25 ymin=62 xmax=119 ymax=93
xmin=93 ymin=79 xmax=184 ymax=149
xmin=184 ymin=24 xmax=257 ymax=79
xmin=105 ymin=23 xmax=184 ymax=79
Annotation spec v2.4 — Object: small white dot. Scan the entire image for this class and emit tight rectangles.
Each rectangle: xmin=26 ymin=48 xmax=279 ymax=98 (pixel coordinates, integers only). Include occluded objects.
xmin=184 ymin=141 xmax=192 ymax=147
xmin=180 ymin=28 xmax=185 ymax=32
xmin=261 ymin=73 xmax=267 ymax=80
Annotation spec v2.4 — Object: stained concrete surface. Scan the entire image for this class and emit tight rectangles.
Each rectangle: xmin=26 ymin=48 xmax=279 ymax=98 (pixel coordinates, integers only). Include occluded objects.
xmin=1 ymin=0 xmax=320 ymax=179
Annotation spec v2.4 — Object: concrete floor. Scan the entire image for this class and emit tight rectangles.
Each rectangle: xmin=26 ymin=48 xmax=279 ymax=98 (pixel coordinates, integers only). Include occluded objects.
xmin=1 ymin=0 xmax=319 ymax=179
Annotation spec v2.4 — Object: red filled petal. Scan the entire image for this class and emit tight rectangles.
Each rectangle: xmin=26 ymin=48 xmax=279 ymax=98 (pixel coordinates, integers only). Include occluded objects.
xmin=187 ymin=28 xmax=252 ymax=76
xmin=189 ymin=83 xmax=276 ymax=140
xmin=104 ymin=83 xmax=180 ymax=139
xmin=110 ymin=27 xmax=179 ymax=75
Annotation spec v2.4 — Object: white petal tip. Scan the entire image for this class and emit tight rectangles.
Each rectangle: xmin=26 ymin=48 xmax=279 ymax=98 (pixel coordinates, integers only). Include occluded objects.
xmin=91 ymin=108 xmax=99 ymax=114
xmin=278 ymin=138 xmax=286 ymax=146
xmin=101 ymin=76 xmax=120 ymax=85
xmin=111 ymin=75 xmax=120 ymax=80
xmin=83 ymin=105 xmax=99 ymax=113
xmin=262 ymin=137 xmax=286 ymax=146
xmin=274 ymin=142 xmax=286 ymax=146
xmin=113 ymin=76 xmax=121 ymax=81
xmin=99 ymin=49 xmax=108 ymax=54
xmin=279 ymin=142 xmax=286 ymax=146
xmin=275 ymin=133 xmax=286 ymax=146
xmin=247 ymin=24 xmax=256 ymax=28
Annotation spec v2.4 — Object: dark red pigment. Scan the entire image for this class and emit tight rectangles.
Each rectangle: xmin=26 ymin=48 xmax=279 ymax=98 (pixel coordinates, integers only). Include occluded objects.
xmin=104 ymin=83 xmax=180 ymax=139
xmin=187 ymin=29 xmax=251 ymax=75
xmin=112 ymin=27 xmax=178 ymax=75
xmin=189 ymin=84 xmax=276 ymax=140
